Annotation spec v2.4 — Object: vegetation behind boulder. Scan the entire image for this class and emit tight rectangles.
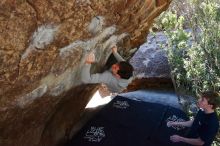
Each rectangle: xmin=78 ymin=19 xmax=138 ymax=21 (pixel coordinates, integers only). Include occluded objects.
xmin=155 ymin=0 xmax=220 ymax=94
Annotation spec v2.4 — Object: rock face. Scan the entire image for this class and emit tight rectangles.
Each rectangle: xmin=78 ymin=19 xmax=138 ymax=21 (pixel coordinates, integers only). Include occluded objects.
xmin=127 ymin=31 xmax=173 ymax=92
xmin=0 ymin=0 xmax=171 ymax=146
xmin=131 ymin=32 xmax=171 ymax=78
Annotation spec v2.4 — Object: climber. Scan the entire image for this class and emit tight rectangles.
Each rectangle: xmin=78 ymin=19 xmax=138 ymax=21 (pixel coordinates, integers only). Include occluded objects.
xmin=167 ymin=91 xmax=220 ymax=146
xmin=81 ymin=46 xmax=134 ymax=93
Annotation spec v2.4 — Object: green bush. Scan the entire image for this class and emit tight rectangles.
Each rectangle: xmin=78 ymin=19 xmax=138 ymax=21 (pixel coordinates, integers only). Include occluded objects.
xmin=156 ymin=0 xmax=220 ymax=95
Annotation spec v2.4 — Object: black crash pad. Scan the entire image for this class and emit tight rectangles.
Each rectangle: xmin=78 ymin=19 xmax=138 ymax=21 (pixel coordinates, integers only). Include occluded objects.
xmin=67 ymin=96 xmax=189 ymax=146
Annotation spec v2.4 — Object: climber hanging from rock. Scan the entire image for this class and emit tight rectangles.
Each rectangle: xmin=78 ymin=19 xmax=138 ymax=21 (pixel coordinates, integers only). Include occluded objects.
xmin=81 ymin=46 xmax=134 ymax=94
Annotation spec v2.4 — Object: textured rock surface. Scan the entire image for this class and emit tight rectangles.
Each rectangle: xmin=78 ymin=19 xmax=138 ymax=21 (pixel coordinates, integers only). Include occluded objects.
xmin=130 ymin=32 xmax=171 ymax=78
xmin=127 ymin=31 xmax=173 ymax=92
xmin=0 ymin=0 xmax=171 ymax=146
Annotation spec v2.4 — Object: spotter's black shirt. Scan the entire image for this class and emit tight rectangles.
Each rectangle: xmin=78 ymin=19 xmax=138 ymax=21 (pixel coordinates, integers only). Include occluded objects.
xmin=187 ymin=109 xmax=219 ymax=146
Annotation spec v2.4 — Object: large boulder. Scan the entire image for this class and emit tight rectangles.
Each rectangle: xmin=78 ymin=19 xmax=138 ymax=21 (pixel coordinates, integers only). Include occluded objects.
xmin=0 ymin=0 xmax=171 ymax=145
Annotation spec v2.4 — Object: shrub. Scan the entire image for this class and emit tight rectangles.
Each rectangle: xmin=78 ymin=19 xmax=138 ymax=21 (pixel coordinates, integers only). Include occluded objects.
xmin=155 ymin=0 xmax=220 ymax=95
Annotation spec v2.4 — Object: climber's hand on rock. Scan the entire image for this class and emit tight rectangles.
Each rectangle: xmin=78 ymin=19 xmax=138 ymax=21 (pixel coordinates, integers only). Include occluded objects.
xmin=112 ymin=46 xmax=118 ymax=54
xmin=85 ymin=52 xmax=95 ymax=64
